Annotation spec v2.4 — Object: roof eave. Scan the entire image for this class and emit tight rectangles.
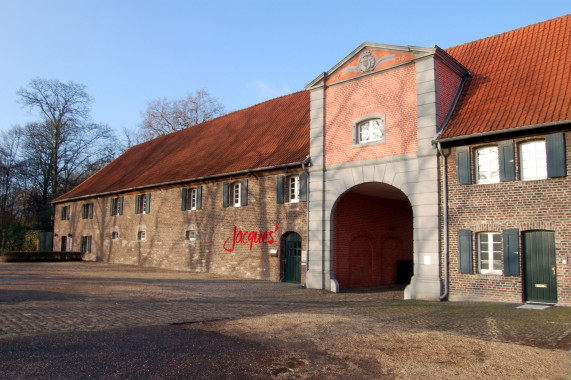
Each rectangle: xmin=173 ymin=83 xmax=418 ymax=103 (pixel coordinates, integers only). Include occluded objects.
xmin=52 ymin=159 xmax=311 ymax=204
xmin=435 ymin=120 xmax=571 ymax=145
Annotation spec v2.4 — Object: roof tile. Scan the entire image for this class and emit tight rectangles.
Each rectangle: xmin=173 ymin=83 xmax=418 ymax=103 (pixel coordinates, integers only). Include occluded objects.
xmin=55 ymin=91 xmax=309 ymax=201
xmin=441 ymin=14 xmax=571 ymax=140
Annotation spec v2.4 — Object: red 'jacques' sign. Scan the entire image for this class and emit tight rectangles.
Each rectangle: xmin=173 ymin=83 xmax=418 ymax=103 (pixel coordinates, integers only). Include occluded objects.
xmin=223 ymin=224 xmax=278 ymax=252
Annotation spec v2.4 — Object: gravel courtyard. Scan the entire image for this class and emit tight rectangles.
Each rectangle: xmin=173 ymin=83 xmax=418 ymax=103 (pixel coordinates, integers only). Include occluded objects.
xmin=1 ymin=262 xmax=569 ymax=379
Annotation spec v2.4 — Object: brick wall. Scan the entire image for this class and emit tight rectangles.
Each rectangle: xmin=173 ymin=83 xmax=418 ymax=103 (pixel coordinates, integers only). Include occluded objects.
xmin=324 ymin=64 xmax=418 ymax=165
xmin=54 ymin=170 xmax=307 ymax=283
xmin=442 ymin=132 xmax=571 ymax=306
xmin=333 ymin=191 xmax=413 ymax=289
xmin=436 ymin=59 xmax=463 ymax=128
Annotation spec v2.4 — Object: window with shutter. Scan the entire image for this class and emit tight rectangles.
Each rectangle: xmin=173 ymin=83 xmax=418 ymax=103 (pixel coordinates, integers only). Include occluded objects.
xmin=503 ymin=229 xmax=520 ymax=276
xmin=277 ymin=175 xmax=284 ymax=204
xmin=476 ymin=146 xmax=499 ymax=184
xmin=498 ymin=140 xmax=516 ymax=181
xmin=456 ymin=146 xmax=472 ymax=185
xmin=299 ymin=171 xmax=308 ymax=202
xmin=546 ymin=132 xmax=567 ymax=178
xmin=458 ymin=230 xmax=473 ymax=274
xmin=477 ymin=232 xmax=502 ymax=274
xmin=520 ymin=140 xmax=547 ymax=180
xmin=289 ymin=176 xmax=300 ymax=203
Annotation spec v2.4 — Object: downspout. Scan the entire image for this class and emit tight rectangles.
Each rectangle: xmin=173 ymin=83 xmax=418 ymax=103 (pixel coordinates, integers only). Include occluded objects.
xmin=437 ymin=142 xmax=450 ymax=301
xmin=302 ymin=155 xmax=311 ymax=288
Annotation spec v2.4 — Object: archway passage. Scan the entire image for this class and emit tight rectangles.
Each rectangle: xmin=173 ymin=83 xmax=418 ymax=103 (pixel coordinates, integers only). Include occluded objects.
xmin=333 ymin=183 xmax=413 ymax=290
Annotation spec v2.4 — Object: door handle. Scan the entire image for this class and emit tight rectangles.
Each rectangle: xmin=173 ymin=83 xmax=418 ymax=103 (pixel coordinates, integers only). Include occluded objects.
xmin=552 ymin=266 xmax=556 ymax=276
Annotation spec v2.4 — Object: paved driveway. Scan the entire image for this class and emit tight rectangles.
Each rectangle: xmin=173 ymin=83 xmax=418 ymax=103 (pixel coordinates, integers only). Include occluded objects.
xmin=1 ymin=262 xmax=569 ymax=379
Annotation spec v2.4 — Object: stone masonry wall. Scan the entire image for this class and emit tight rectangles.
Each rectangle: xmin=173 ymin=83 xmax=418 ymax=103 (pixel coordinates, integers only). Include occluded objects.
xmin=53 ymin=169 xmax=307 ymax=283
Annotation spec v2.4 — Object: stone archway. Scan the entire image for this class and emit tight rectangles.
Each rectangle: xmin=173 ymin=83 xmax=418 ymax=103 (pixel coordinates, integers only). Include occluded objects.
xmin=332 ymin=182 xmax=413 ymax=290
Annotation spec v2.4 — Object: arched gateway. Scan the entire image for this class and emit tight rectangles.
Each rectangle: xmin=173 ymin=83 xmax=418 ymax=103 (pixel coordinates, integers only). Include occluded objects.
xmin=332 ymin=183 xmax=413 ymax=290
xmin=302 ymin=42 xmax=466 ymax=300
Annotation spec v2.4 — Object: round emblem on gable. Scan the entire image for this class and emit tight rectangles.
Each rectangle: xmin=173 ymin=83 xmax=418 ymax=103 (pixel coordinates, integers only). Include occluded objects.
xmin=357 ymin=50 xmax=376 ymax=73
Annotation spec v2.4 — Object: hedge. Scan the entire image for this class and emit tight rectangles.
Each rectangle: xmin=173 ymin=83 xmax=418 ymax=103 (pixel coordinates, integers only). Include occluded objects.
xmin=0 ymin=251 xmax=83 ymax=262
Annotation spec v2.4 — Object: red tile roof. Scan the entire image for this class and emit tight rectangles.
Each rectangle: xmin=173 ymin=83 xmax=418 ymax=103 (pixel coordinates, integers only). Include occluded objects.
xmin=55 ymin=91 xmax=309 ymax=202
xmin=440 ymin=14 xmax=571 ymax=140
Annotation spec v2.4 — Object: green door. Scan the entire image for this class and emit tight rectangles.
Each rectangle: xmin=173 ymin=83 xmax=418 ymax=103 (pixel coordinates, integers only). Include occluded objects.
xmin=284 ymin=233 xmax=302 ymax=283
xmin=523 ymin=231 xmax=557 ymax=303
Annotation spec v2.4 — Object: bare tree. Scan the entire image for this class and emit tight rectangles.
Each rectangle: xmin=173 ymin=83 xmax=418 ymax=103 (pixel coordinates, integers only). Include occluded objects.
xmin=140 ymin=88 xmax=225 ymax=140
xmin=0 ymin=126 xmax=25 ymax=228
xmin=17 ymin=78 xmax=118 ymax=228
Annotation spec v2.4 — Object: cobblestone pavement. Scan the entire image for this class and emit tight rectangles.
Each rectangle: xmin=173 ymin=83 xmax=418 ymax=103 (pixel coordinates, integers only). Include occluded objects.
xmin=1 ymin=262 xmax=570 ymax=350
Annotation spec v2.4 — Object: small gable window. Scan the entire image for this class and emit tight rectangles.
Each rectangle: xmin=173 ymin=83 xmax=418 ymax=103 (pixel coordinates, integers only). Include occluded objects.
xmin=520 ymin=140 xmax=547 ymax=180
xmin=475 ymin=146 xmax=499 ymax=184
xmin=352 ymin=114 xmax=386 ymax=146
xmin=111 ymin=231 xmax=119 ymax=240
xmin=137 ymin=231 xmax=146 ymax=241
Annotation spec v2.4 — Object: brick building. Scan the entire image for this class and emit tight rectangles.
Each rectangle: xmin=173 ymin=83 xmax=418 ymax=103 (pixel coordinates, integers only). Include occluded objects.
xmin=53 ymin=15 xmax=570 ymax=305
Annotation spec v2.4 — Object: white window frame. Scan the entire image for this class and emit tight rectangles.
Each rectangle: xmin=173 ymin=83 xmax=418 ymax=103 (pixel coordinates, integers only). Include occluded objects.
xmin=185 ymin=230 xmax=197 ymax=241
xmin=137 ymin=231 xmax=146 ymax=241
xmin=69 ymin=237 xmax=73 ymax=251
xmin=142 ymin=195 xmax=148 ymax=214
xmin=352 ymin=114 xmax=386 ymax=147
xmin=475 ymin=146 xmax=500 ymax=184
xmin=289 ymin=176 xmax=300 ymax=203
xmin=232 ymin=183 xmax=241 ymax=207
xmin=477 ymin=232 xmax=502 ymax=275
xmin=189 ymin=188 xmax=197 ymax=210
xmin=520 ymin=140 xmax=547 ymax=180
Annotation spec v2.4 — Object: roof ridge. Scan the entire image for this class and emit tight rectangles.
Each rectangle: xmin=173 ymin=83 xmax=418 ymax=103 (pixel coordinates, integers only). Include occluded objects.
xmin=127 ymin=90 xmax=309 ymax=149
xmin=445 ymin=13 xmax=569 ymax=51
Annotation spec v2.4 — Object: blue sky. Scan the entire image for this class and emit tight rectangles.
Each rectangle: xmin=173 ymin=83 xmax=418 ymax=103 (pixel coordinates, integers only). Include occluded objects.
xmin=1 ymin=1 xmax=569 ymax=135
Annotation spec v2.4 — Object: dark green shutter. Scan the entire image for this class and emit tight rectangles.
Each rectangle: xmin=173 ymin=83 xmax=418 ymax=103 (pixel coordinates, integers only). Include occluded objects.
xmin=135 ymin=195 xmax=140 ymax=214
xmin=499 ymin=140 xmax=515 ymax=181
xmin=277 ymin=175 xmax=284 ymax=204
xmin=118 ymin=197 xmax=123 ymax=215
xmin=458 ymin=229 xmax=473 ymax=274
xmin=81 ymin=236 xmax=85 ymax=253
xmin=181 ymin=188 xmax=187 ymax=211
xmin=456 ymin=146 xmax=472 ymax=185
xmin=88 ymin=203 xmax=93 ymax=219
xmin=503 ymin=229 xmax=520 ymax=276
xmin=197 ymin=186 xmax=202 ymax=210
xmin=223 ymin=182 xmax=229 ymax=207
xmin=145 ymin=194 xmax=151 ymax=213
xmin=61 ymin=206 xmax=65 ymax=220
xmin=241 ymin=179 xmax=248 ymax=206
xmin=87 ymin=236 xmax=92 ymax=253
xmin=110 ymin=198 xmax=115 ymax=216
xmin=546 ymin=132 xmax=566 ymax=178
xmin=299 ymin=172 xmax=308 ymax=202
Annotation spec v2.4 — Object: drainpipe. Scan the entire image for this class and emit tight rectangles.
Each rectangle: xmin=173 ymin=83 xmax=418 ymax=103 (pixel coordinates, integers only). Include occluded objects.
xmin=437 ymin=142 xmax=450 ymax=301
xmin=302 ymin=155 xmax=311 ymax=288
